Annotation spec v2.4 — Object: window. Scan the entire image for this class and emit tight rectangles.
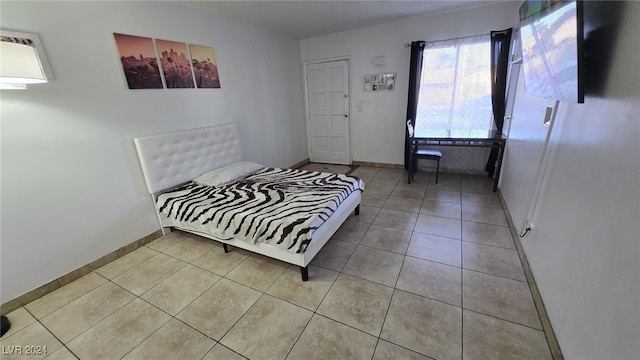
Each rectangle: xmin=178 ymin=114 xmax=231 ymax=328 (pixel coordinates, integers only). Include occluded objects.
xmin=416 ymin=35 xmax=492 ymax=137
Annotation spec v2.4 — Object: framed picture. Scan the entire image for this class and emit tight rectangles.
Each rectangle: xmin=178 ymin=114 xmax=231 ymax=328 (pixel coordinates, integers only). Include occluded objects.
xmin=112 ymin=33 xmax=221 ymax=90
xmin=189 ymin=44 xmax=220 ymax=88
xmin=155 ymin=39 xmax=195 ymax=88
xmin=364 ymin=72 xmax=397 ymax=92
xmin=1 ymin=29 xmax=54 ymax=80
xmin=113 ymin=33 xmax=163 ymax=89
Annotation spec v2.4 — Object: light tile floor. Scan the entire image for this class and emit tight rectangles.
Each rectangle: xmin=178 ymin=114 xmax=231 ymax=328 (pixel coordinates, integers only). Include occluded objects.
xmin=0 ymin=166 xmax=553 ymax=360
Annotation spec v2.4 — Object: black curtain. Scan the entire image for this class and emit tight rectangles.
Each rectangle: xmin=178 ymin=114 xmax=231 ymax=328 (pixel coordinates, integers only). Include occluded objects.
xmin=486 ymin=28 xmax=512 ymax=177
xmin=404 ymin=41 xmax=426 ymax=170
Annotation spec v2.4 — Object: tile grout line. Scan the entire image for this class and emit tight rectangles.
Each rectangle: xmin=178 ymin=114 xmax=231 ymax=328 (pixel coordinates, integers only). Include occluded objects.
xmin=20 ymin=306 xmax=80 ymax=360
xmin=35 ymin=259 xmax=219 ymax=359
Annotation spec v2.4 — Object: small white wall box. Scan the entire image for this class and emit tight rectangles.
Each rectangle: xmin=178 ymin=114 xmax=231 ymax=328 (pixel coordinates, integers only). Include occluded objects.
xmin=373 ymin=56 xmax=386 ymax=66
xmin=364 ymin=72 xmax=395 ymax=92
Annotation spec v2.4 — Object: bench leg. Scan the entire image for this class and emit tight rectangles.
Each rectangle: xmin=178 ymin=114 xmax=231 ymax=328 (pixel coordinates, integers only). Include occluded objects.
xmin=223 ymin=244 xmax=229 ymax=253
xmin=300 ymin=266 xmax=309 ymax=281
xmin=355 ymin=205 xmax=360 ymax=215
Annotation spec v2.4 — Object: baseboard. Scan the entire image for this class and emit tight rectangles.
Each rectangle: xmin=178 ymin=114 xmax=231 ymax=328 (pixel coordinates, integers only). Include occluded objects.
xmin=352 ymin=161 xmax=404 ymax=169
xmin=0 ymin=230 xmax=163 ymax=315
xmin=350 ymin=160 xmax=487 ymax=175
xmin=497 ymin=190 xmax=564 ymax=360
xmin=289 ymin=158 xmax=311 ymax=169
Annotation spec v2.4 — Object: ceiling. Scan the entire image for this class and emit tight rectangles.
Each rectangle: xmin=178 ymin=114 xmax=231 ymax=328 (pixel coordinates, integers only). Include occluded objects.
xmin=173 ymin=1 xmax=505 ymax=39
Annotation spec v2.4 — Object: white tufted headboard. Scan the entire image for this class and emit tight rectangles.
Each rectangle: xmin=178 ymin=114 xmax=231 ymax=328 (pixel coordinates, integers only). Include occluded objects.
xmin=134 ymin=123 xmax=243 ymax=194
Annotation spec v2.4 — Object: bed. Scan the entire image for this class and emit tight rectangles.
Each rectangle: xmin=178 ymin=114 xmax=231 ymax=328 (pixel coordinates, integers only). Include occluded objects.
xmin=133 ymin=123 xmax=363 ymax=281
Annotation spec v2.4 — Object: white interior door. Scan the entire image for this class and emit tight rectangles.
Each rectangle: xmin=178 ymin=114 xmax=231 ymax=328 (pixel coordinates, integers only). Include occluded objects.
xmin=305 ymin=60 xmax=350 ymax=165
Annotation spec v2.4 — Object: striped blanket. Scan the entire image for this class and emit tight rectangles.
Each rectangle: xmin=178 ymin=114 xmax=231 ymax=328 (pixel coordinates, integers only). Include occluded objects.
xmin=156 ymin=167 xmax=364 ymax=253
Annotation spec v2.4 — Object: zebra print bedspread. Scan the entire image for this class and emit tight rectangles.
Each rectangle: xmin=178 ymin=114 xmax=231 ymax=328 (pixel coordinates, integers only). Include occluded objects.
xmin=156 ymin=167 xmax=364 ymax=253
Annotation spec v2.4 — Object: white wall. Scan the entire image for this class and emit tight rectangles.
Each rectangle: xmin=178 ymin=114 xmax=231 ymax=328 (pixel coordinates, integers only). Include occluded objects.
xmin=0 ymin=1 xmax=307 ymax=303
xmin=300 ymin=2 xmax=520 ymax=168
xmin=500 ymin=1 xmax=640 ymax=358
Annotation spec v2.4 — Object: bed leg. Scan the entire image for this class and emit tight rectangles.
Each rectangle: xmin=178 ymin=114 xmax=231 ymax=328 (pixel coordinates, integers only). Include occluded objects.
xmin=223 ymin=244 xmax=229 ymax=253
xmin=355 ymin=205 xmax=360 ymax=215
xmin=300 ymin=266 xmax=309 ymax=281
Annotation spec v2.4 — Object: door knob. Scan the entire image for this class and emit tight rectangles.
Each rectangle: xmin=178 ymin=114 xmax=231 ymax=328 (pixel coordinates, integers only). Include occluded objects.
xmin=344 ymin=113 xmax=349 ymax=117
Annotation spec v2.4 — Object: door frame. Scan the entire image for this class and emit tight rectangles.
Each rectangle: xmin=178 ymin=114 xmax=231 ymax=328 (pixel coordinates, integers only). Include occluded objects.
xmin=302 ymin=56 xmax=352 ymax=164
